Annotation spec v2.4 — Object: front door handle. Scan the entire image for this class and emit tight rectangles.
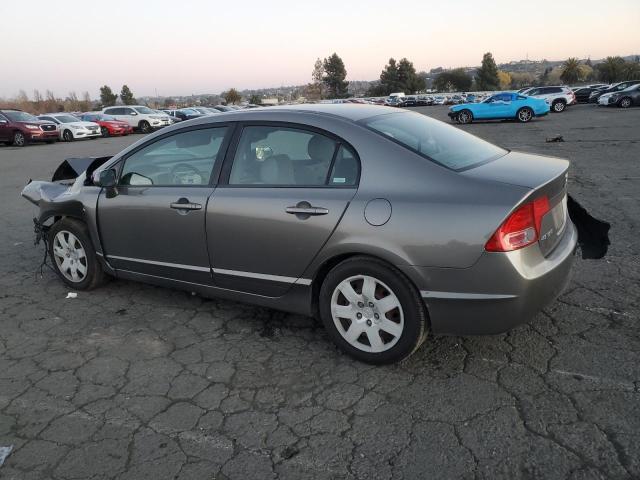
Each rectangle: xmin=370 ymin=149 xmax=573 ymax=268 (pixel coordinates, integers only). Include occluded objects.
xmin=170 ymin=198 xmax=202 ymax=212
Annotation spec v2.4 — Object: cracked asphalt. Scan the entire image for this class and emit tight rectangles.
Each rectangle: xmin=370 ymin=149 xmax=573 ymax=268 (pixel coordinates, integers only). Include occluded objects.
xmin=0 ymin=104 xmax=638 ymax=479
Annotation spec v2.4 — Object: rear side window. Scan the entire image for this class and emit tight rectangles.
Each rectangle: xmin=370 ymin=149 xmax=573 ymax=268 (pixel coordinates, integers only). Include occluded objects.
xmin=363 ymin=112 xmax=506 ymax=171
xmin=229 ymin=125 xmax=358 ymax=187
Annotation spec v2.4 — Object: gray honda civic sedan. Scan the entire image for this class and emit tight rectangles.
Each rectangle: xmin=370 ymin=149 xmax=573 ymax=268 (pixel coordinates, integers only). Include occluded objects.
xmin=22 ymin=104 xmax=576 ymax=364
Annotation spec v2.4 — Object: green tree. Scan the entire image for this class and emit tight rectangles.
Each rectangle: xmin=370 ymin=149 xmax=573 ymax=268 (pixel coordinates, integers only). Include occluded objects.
xmin=120 ymin=85 xmax=136 ymax=105
xmin=322 ymin=53 xmax=349 ymax=98
xmin=475 ymin=52 xmax=500 ymax=91
xmin=596 ymin=56 xmax=626 ymax=83
xmin=249 ymin=94 xmax=262 ymax=105
xmin=397 ymin=58 xmax=426 ymax=93
xmin=433 ymin=68 xmax=472 ymax=92
xmin=163 ymin=97 xmax=174 ymax=108
xmin=621 ymin=60 xmax=640 ymax=81
xmin=99 ymin=85 xmax=118 ymax=107
xmin=307 ymin=58 xmax=325 ymax=100
xmin=224 ymin=88 xmax=241 ymax=105
xmin=379 ymin=58 xmax=400 ymax=95
xmin=560 ymin=58 xmax=581 ymax=84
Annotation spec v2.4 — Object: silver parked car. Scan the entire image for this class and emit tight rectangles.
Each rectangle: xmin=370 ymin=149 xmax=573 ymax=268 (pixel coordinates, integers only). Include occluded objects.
xmin=22 ymin=104 xmax=576 ymax=364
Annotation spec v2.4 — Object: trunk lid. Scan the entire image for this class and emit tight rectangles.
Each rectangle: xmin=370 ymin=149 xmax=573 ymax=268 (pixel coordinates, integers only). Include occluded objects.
xmin=463 ymin=151 xmax=570 ymax=256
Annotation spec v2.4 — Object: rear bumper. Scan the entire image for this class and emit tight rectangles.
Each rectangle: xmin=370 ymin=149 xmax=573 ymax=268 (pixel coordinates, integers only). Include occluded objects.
xmin=399 ymin=222 xmax=577 ymax=335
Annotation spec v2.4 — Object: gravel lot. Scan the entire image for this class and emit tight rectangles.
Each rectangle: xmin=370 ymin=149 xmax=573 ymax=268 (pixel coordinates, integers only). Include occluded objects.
xmin=0 ymin=105 xmax=638 ymax=480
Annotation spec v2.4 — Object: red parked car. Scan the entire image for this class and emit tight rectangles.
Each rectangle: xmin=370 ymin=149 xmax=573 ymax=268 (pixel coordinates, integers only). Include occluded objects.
xmin=0 ymin=109 xmax=58 ymax=146
xmin=80 ymin=113 xmax=133 ymax=137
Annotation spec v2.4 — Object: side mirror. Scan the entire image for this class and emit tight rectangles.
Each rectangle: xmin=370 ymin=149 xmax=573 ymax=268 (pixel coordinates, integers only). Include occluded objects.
xmin=94 ymin=169 xmax=117 ymax=187
xmin=130 ymin=112 xmax=138 ymax=116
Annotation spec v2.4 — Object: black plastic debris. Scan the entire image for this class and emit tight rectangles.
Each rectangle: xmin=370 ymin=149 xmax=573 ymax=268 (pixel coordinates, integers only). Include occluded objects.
xmin=546 ymin=135 xmax=565 ymax=143
xmin=567 ymin=195 xmax=610 ymax=259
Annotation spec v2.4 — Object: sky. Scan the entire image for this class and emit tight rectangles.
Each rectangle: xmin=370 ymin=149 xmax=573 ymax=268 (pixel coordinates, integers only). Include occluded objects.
xmin=1 ymin=0 xmax=639 ymax=99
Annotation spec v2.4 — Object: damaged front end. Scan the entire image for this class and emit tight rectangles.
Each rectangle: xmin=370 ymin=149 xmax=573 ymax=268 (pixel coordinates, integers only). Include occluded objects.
xmin=21 ymin=156 xmax=112 ymax=257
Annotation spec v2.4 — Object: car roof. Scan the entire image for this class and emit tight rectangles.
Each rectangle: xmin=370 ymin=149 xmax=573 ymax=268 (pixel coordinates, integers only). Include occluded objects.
xmin=198 ymin=104 xmax=405 ymax=123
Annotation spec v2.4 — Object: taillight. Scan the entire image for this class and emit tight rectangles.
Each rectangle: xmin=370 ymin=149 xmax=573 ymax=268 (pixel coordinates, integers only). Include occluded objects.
xmin=485 ymin=196 xmax=550 ymax=252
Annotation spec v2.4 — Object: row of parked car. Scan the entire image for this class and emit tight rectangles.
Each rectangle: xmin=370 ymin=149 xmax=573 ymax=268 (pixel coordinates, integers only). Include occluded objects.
xmin=0 ymin=104 xmax=259 ymax=147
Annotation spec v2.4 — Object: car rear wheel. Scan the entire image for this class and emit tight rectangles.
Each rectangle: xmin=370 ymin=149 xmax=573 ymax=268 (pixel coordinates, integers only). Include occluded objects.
xmin=101 ymin=127 xmax=110 ymax=137
xmin=618 ymin=97 xmax=632 ymax=108
xmin=139 ymin=120 xmax=151 ymax=133
xmin=456 ymin=109 xmax=473 ymax=124
xmin=63 ymin=129 xmax=74 ymax=142
xmin=516 ymin=107 xmax=534 ymax=123
xmin=12 ymin=131 xmax=27 ymax=147
xmin=319 ymin=256 xmax=428 ymax=364
xmin=552 ymin=100 xmax=566 ymax=112
xmin=48 ymin=218 xmax=108 ymax=290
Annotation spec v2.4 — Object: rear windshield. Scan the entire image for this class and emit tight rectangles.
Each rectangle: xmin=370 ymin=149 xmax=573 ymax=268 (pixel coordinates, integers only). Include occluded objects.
xmin=362 ymin=112 xmax=506 ymax=170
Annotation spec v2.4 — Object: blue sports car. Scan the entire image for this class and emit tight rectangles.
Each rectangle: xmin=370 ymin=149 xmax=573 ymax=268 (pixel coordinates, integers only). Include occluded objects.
xmin=448 ymin=92 xmax=550 ymax=124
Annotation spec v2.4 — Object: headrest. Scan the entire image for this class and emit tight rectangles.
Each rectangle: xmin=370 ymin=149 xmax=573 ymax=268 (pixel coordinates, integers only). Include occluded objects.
xmin=307 ymin=135 xmax=335 ymax=161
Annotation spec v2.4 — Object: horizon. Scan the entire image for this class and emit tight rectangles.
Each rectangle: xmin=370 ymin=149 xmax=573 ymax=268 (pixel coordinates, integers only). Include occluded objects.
xmin=2 ymin=0 xmax=639 ymax=99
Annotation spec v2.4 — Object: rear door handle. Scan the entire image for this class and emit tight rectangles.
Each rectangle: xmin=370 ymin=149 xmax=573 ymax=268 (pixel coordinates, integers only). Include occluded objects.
xmin=170 ymin=198 xmax=202 ymax=211
xmin=286 ymin=203 xmax=329 ymax=216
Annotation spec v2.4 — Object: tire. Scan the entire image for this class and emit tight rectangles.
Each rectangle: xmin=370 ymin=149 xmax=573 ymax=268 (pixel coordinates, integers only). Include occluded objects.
xmin=63 ymin=129 xmax=74 ymax=142
xmin=139 ymin=120 xmax=151 ymax=133
xmin=516 ymin=107 xmax=534 ymax=123
xmin=12 ymin=131 xmax=27 ymax=147
xmin=47 ymin=218 xmax=108 ymax=290
xmin=552 ymin=99 xmax=566 ymax=112
xmin=618 ymin=97 xmax=632 ymax=108
xmin=101 ymin=127 xmax=110 ymax=137
xmin=319 ymin=256 xmax=428 ymax=364
xmin=456 ymin=109 xmax=473 ymax=124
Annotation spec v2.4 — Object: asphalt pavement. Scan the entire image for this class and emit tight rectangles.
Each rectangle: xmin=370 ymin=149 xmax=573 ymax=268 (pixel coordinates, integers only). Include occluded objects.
xmin=0 ymin=104 xmax=638 ymax=479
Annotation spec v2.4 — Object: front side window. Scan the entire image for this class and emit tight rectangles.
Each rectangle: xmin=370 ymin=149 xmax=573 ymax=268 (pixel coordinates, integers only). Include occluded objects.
xmin=120 ymin=127 xmax=228 ymax=186
xmin=363 ymin=112 xmax=506 ymax=171
xmin=229 ymin=126 xmax=343 ymax=186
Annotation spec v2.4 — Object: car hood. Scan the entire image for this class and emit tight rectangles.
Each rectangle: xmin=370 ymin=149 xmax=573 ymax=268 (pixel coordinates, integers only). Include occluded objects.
xmin=64 ymin=121 xmax=98 ymax=128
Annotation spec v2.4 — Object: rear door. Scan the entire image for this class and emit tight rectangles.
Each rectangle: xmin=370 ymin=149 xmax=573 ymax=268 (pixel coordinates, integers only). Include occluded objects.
xmin=97 ymin=125 xmax=231 ymax=283
xmin=206 ymin=123 xmax=360 ymax=296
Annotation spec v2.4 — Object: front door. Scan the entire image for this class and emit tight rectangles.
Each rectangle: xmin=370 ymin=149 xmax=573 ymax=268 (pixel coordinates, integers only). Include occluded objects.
xmin=98 ymin=125 xmax=230 ymax=283
xmin=207 ymin=124 xmax=360 ymax=296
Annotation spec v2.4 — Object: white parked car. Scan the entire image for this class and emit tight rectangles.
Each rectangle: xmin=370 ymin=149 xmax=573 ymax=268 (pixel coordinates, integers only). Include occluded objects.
xmin=37 ymin=113 xmax=100 ymax=142
xmin=101 ymin=105 xmax=171 ymax=133
xmin=522 ymin=86 xmax=576 ymax=112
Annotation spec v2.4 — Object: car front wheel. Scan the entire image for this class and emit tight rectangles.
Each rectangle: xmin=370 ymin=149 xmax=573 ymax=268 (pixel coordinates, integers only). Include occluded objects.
xmin=319 ymin=256 xmax=428 ymax=364
xmin=516 ymin=107 xmax=534 ymax=123
xmin=618 ymin=97 xmax=632 ymax=108
xmin=13 ymin=131 xmax=27 ymax=147
xmin=456 ymin=109 xmax=473 ymax=124
xmin=48 ymin=218 xmax=107 ymax=290
xmin=101 ymin=127 xmax=110 ymax=137
xmin=63 ymin=129 xmax=74 ymax=142
xmin=552 ymin=100 xmax=566 ymax=112
xmin=139 ymin=120 xmax=151 ymax=133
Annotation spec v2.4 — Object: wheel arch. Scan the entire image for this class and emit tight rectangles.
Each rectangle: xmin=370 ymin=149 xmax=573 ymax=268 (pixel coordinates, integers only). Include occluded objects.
xmin=308 ymin=250 xmax=427 ymax=322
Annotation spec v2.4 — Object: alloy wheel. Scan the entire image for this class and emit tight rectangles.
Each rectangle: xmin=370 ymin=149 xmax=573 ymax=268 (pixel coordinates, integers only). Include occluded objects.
xmin=52 ymin=230 xmax=88 ymax=282
xmin=620 ymin=98 xmax=631 ymax=108
xmin=13 ymin=132 xmax=25 ymax=146
xmin=63 ymin=130 xmax=73 ymax=141
xmin=553 ymin=101 xmax=565 ymax=112
xmin=331 ymin=275 xmax=404 ymax=353
xmin=518 ymin=109 xmax=532 ymax=122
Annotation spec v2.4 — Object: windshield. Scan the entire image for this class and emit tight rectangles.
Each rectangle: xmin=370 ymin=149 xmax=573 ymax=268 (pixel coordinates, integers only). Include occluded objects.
xmin=55 ymin=115 xmax=81 ymax=123
xmin=134 ymin=106 xmax=154 ymax=114
xmin=362 ymin=112 xmax=507 ymax=171
xmin=4 ymin=111 xmax=38 ymax=122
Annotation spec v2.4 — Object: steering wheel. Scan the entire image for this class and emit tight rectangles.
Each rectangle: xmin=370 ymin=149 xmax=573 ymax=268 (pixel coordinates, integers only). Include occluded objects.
xmin=171 ymin=163 xmax=204 ymax=185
